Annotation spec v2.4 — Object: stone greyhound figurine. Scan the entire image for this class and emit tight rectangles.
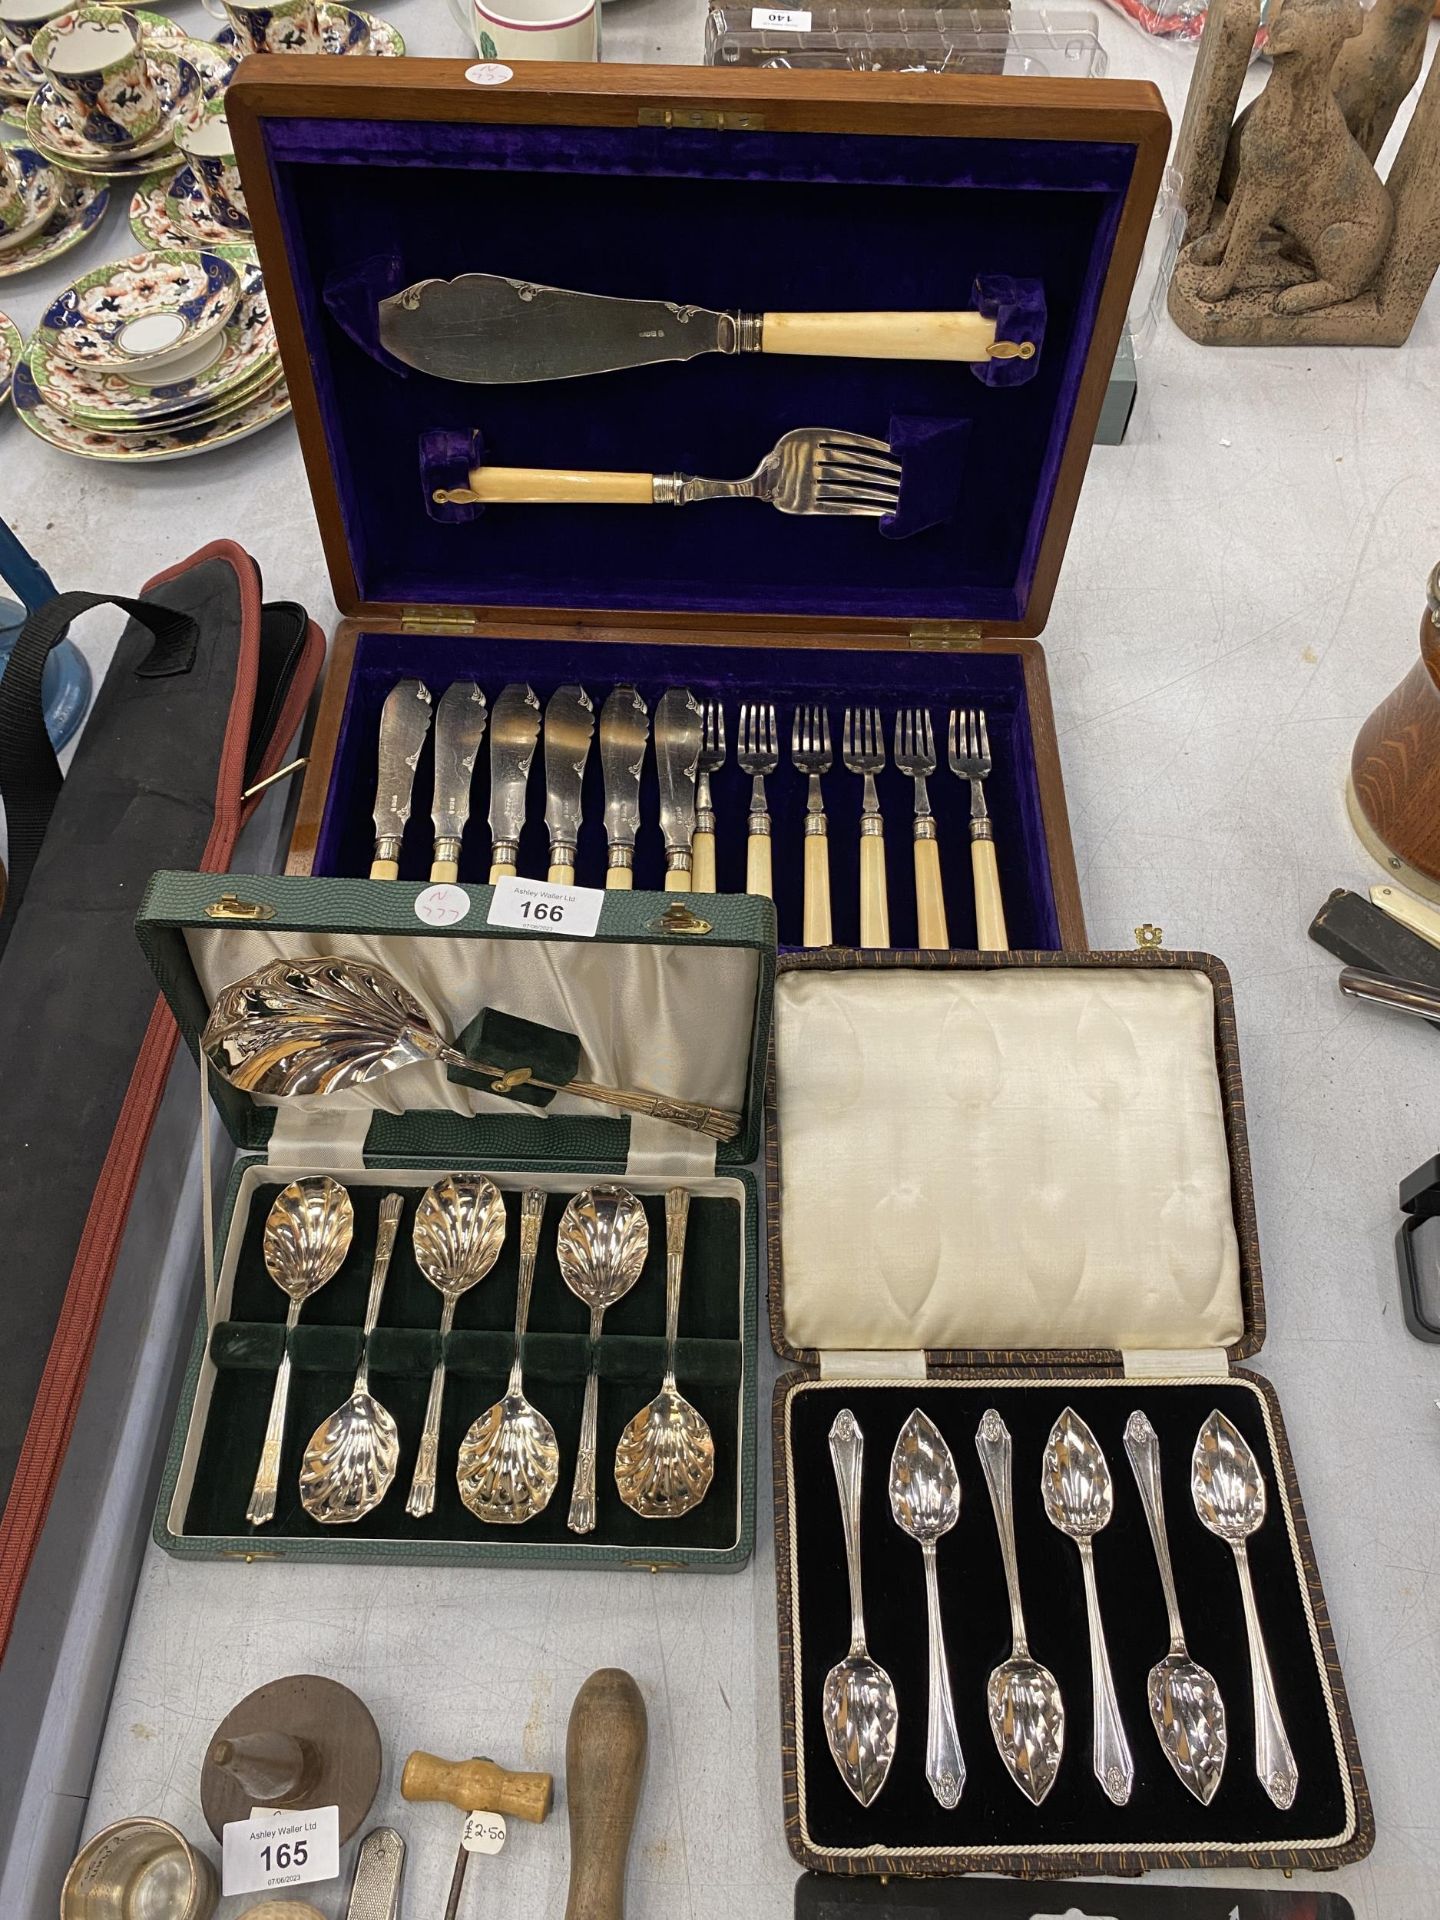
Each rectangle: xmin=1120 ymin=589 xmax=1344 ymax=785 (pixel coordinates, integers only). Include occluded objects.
xmin=1190 ymin=0 xmax=1393 ymax=314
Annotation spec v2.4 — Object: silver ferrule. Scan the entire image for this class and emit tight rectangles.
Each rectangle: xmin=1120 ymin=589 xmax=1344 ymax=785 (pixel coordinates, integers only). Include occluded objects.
xmin=696 ymin=804 xmax=716 ymax=836
xmin=970 ymin=817 xmax=995 ymax=842
xmin=804 ymin=811 xmax=828 ymax=837
xmin=913 ymin=815 xmax=937 ymax=842
xmin=652 ymin=472 xmax=687 ymax=506
xmin=860 ymin=814 xmax=884 ymax=837
xmin=748 ymin=808 xmax=772 ymax=838
xmin=491 ymin=836 xmax=519 ymax=866
xmin=665 ymin=847 xmax=693 ymax=873
xmin=373 ymin=833 xmax=402 ymax=863
xmin=549 ymin=837 xmax=577 ymax=867
xmin=432 ymin=833 xmax=462 ymax=865
xmin=716 ymin=309 xmax=764 ymax=354
xmin=607 ymin=842 xmax=635 ymax=870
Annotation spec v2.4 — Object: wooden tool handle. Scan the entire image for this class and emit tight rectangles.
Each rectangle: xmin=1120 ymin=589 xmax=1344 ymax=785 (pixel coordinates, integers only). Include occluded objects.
xmin=746 ymin=831 xmax=772 ymax=898
xmin=803 ymin=830 xmax=831 ymax=947
xmin=971 ymin=837 xmax=1008 ymax=951
xmin=489 ymin=858 xmax=517 ymax=881
xmin=430 ymin=858 xmax=459 ymax=884
xmin=859 ymin=830 xmax=889 ymax=949
xmin=563 ymin=1670 xmax=647 ymax=1920
xmin=605 ymin=865 xmax=633 ymax=890
xmin=458 ymin=466 xmax=655 ymax=506
xmin=401 ymin=1752 xmax=553 ymax=1823
xmin=370 ymin=856 xmax=399 ymax=880
xmin=913 ymin=834 xmax=948 ymax=950
xmin=690 ymin=829 xmax=716 ymax=892
xmin=762 ymin=310 xmax=1000 ymax=361
xmin=548 ymin=860 xmax=576 ymax=886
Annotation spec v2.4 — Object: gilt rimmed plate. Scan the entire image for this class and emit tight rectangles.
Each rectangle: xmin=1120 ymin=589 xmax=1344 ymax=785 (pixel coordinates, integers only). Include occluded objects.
xmin=0 ymin=150 xmax=107 ymax=278
xmin=30 ymin=260 xmax=276 ymax=425
xmin=0 ymin=308 xmax=20 ymax=406
xmin=216 ymin=3 xmax=404 ymax=55
xmin=24 ymin=51 xmax=197 ymax=175
xmin=42 ymin=247 xmax=238 ymax=371
xmin=11 ymin=357 xmax=290 ymax=459
xmin=0 ymin=141 xmax=62 ymax=252
xmin=129 ymin=160 xmax=252 ymax=258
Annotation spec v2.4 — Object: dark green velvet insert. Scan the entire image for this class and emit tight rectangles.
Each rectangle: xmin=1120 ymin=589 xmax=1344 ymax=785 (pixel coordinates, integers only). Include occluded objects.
xmin=444 ymin=1007 xmax=582 ymax=1109
xmin=184 ymin=1179 xmax=743 ymax=1551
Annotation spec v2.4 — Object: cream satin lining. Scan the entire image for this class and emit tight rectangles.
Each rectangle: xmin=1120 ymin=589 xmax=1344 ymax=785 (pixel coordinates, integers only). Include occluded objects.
xmin=185 ymin=927 xmax=758 ymax=1123
xmin=775 ymin=968 xmax=1243 ymax=1353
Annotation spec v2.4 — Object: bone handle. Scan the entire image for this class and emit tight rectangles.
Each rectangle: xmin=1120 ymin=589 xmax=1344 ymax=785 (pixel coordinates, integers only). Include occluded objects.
xmin=430 ymin=857 xmax=459 ymax=883
xmin=761 ymin=310 xmax=1005 ymax=361
xmin=803 ymin=831 xmax=831 ymax=947
xmin=445 ymin=467 xmax=655 ymax=506
xmin=746 ymin=831 xmax=772 ymax=898
xmin=370 ymin=856 xmax=399 ymax=880
xmin=859 ymin=830 xmax=889 ymax=949
xmin=690 ymin=828 xmax=716 ymax=892
xmin=971 ymin=837 xmax=1008 ymax=951
xmin=605 ymin=866 xmax=633 ymax=890
xmin=489 ymin=858 xmax=517 ymax=881
xmin=548 ymin=860 xmax=576 ymax=886
xmin=913 ymin=833 xmax=948 ymax=949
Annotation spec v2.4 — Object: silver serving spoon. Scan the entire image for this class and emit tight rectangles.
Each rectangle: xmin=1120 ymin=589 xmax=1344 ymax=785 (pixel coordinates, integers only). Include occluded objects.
xmin=1124 ymin=1410 xmax=1228 ymax=1803
xmin=557 ymin=1185 xmax=650 ymax=1534
xmin=888 ymin=1408 xmax=965 ymax=1807
xmin=614 ymin=1187 xmax=715 ymax=1520
xmin=975 ymin=1407 xmax=1065 ymax=1804
xmin=298 ymin=1192 xmax=404 ymax=1525
xmin=405 ymin=1175 xmax=507 ymax=1517
xmin=246 ymin=1176 xmax=354 ymax=1527
xmin=1041 ymin=1407 xmax=1134 ymax=1805
xmin=823 ymin=1407 xmax=898 ymax=1806
xmin=457 ymin=1188 xmax=560 ymax=1524
xmin=1192 ymin=1409 xmax=1299 ymax=1809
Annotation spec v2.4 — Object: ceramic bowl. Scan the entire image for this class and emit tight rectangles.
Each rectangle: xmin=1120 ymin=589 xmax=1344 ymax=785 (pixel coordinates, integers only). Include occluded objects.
xmin=43 ymin=245 xmax=238 ymax=370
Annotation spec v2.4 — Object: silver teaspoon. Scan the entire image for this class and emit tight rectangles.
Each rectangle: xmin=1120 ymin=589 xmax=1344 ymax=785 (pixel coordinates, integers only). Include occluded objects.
xmin=1191 ymin=1409 xmax=1298 ymax=1809
xmin=975 ymin=1408 xmax=1065 ymax=1804
xmin=1124 ymin=1410 xmax=1228 ymax=1803
xmin=823 ymin=1408 xmax=898 ymax=1806
xmin=1040 ymin=1407 xmax=1134 ymax=1805
xmin=888 ymin=1409 xmax=965 ymax=1807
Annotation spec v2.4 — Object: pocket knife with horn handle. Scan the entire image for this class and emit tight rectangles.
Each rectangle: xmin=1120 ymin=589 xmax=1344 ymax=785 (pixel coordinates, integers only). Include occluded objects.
xmin=371 ymin=679 xmax=433 ymax=880
xmin=430 ymin=681 xmax=487 ymax=883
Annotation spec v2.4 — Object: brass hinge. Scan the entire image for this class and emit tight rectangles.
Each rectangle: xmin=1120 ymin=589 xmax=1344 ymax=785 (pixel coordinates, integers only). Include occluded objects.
xmin=908 ymin=622 xmax=984 ymax=650
xmin=205 ymin=891 xmax=276 ymax=921
xmin=401 ymin=608 xmax=480 ymax=634
xmin=638 ymin=106 xmax=765 ymax=130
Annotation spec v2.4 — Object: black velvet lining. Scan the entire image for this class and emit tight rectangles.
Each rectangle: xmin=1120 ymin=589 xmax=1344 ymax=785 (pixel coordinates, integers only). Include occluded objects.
xmin=787 ymin=1383 xmax=1349 ymax=1854
xmin=310 ymin=635 xmax=1061 ymax=953
xmin=181 ymin=1180 xmax=743 ymax=1550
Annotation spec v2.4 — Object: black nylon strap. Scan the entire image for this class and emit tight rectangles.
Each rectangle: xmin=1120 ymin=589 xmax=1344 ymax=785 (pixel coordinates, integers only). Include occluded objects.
xmin=0 ymin=591 xmax=198 ymax=954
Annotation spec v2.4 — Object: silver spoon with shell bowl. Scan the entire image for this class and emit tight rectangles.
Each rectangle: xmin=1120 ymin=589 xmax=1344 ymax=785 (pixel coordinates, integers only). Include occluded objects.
xmin=246 ymin=1176 xmax=354 ymax=1528
xmin=975 ymin=1407 xmax=1065 ymax=1804
xmin=888 ymin=1408 xmax=966 ymax=1807
xmin=405 ymin=1174 xmax=507 ymax=1518
xmin=1124 ymin=1409 xmax=1228 ymax=1804
xmin=557 ymin=1184 xmax=650 ymax=1534
xmin=614 ymin=1187 xmax=715 ymax=1520
xmin=823 ymin=1407 xmax=898 ymax=1807
xmin=457 ymin=1188 xmax=560 ymax=1524
xmin=299 ymin=1192 xmax=404 ymax=1525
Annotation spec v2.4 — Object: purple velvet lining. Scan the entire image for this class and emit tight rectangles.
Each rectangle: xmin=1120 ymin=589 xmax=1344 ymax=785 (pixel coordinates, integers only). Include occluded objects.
xmin=259 ymin=117 xmax=1133 ymax=624
xmin=312 ymin=636 xmax=1063 ymax=951
xmin=969 ymin=272 xmax=1047 ymax=388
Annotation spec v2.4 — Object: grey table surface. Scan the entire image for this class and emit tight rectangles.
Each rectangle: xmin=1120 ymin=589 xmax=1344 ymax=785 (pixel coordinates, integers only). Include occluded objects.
xmin=2 ymin=5 xmax=1439 ymax=1918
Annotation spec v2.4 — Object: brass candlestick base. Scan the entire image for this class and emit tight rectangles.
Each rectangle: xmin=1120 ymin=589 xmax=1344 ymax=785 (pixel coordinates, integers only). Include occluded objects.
xmin=201 ymin=1674 xmax=381 ymax=1843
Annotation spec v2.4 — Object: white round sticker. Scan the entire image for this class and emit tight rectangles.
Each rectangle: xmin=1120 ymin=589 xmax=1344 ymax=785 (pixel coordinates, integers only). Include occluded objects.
xmin=462 ymin=1810 xmax=507 ymax=1854
xmin=465 ymin=61 xmax=514 ymax=84
xmin=414 ymin=884 xmax=472 ymax=927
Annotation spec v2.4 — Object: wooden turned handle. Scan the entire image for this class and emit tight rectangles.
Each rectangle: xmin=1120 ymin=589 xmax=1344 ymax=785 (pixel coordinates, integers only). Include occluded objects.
xmin=370 ymin=856 xmax=399 ymax=880
xmin=548 ymin=860 xmax=576 ymax=886
xmin=563 ymin=1670 xmax=647 ymax=1920
xmin=605 ymin=865 xmax=633 ymax=890
xmin=489 ymin=858 xmax=518 ymax=881
xmin=913 ymin=834 xmax=948 ymax=949
xmin=463 ymin=465 xmax=655 ymax=505
xmin=971 ymin=837 xmax=1008 ymax=951
xmin=430 ymin=858 xmax=459 ymax=884
xmin=859 ymin=830 xmax=889 ymax=949
xmin=803 ymin=831 xmax=831 ymax=947
xmin=761 ymin=310 xmax=999 ymax=361
xmin=401 ymin=1752 xmax=554 ymax=1823
xmin=746 ymin=832 xmax=772 ymax=898
xmin=690 ymin=828 xmax=716 ymax=893
xmin=663 ymin=863 xmax=691 ymax=893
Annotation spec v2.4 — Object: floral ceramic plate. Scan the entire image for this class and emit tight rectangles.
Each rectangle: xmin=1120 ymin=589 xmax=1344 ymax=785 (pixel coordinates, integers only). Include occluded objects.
xmin=0 ymin=308 xmax=19 ymax=407
xmin=216 ymin=3 xmax=404 ymax=55
xmin=42 ymin=247 xmax=238 ymax=371
xmin=25 ymin=52 xmax=197 ymax=176
xmin=0 ymin=148 xmax=107 ymax=279
xmin=11 ymin=357 xmax=290 ymax=459
xmin=0 ymin=141 xmax=62 ymax=252
xmin=31 ymin=260 xmax=276 ymax=426
xmin=129 ymin=160 xmax=253 ymax=258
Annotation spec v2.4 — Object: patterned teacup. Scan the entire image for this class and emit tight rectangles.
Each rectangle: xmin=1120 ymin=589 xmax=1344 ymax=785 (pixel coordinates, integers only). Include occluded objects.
xmin=176 ymin=99 xmax=248 ymax=232
xmin=200 ymin=0 xmax=324 ymax=54
xmin=0 ymin=0 xmax=70 ymax=53
xmin=20 ymin=5 xmax=161 ymax=149
xmin=0 ymin=143 xmax=26 ymax=237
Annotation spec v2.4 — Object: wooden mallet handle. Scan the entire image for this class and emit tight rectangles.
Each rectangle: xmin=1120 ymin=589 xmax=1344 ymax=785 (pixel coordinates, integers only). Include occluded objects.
xmin=563 ymin=1669 xmax=647 ymax=1920
xmin=401 ymin=1752 xmax=553 ymax=1823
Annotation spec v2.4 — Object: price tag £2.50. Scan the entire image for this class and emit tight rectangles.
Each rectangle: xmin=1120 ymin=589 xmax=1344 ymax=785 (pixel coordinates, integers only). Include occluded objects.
xmin=221 ymin=1805 xmax=340 ymax=1898
xmin=462 ymin=1810 xmax=508 ymax=1854
xmin=486 ymin=876 xmax=603 ymax=939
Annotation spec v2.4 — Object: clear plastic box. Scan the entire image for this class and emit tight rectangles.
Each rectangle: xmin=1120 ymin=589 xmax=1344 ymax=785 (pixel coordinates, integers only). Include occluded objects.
xmin=703 ymin=6 xmax=1109 ymax=77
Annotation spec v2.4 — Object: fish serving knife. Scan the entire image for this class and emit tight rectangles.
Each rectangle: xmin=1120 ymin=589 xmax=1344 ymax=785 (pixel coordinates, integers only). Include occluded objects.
xmin=654 ymin=688 xmax=703 ymax=894
xmin=430 ymin=681 xmax=487 ymax=883
xmin=371 ymin=679 xmax=433 ymax=880
xmin=488 ymin=682 xmax=540 ymax=883
xmin=544 ymin=684 xmax=595 ymax=885
xmin=377 ymin=273 xmax=1035 ymax=383
xmin=600 ymin=685 xmax=648 ymax=890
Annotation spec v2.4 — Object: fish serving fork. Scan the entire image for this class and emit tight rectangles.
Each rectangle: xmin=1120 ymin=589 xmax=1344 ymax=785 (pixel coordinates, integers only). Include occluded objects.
xmin=949 ymin=707 xmax=1008 ymax=951
xmin=843 ymin=706 xmax=889 ymax=948
xmin=792 ymin=705 xmax=833 ymax=947
xmin=431 ymin=427 xmax=903 ymax=521
xmin=692 ymin=700 xmax=726 ymax=892
xmin=894 ymin=708 xmax=946 ymax=949
xmin=737 ymin=701 xmax=779 ymax=899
